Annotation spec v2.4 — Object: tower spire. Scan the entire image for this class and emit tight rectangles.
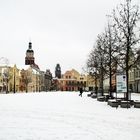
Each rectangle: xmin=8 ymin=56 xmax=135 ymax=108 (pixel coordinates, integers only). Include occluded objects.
xmin=29 ymin=42 xmax=32 ymax=49
xmin=25 ymin=42 xmax=34 ymax=65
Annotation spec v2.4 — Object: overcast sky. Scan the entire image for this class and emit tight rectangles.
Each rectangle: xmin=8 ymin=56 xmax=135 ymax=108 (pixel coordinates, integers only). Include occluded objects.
xmin=0 ymin=0 xmax=139 ymax=75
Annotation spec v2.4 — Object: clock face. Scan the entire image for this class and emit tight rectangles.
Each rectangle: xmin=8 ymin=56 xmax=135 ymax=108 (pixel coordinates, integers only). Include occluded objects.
xmin=26 ymin=52 xmax=33 ymax=57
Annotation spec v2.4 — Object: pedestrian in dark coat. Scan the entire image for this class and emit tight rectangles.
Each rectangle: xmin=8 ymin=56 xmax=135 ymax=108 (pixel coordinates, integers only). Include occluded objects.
xmin=79 ymin=87 xmax=83 ymax=97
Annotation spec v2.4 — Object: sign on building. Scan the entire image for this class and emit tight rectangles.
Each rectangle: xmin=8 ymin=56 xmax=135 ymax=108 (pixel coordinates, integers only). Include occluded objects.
xmin=116 ymin=75 xmax=127 ymax=93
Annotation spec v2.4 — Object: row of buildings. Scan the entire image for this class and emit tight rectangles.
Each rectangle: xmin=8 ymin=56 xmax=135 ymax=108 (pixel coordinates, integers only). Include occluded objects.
xmin=0 ymin=42 xmax=52 ymax=93
xmin=54 ymin=65 xmax=140 ymax=93
xmin=0 ymin=64 xmax=52 ymax=93
xmin=0 ymin=42 xmax=95 ymax=93
xmin=54 ymin=68 xmax=94 ymax=91
xmin=0 ymin=64 xmax=95 ymax=93
xmin=1 ymin=63 xmax=140 ymax=93
xmin=1 ymin=42 xmax=140 ymax=93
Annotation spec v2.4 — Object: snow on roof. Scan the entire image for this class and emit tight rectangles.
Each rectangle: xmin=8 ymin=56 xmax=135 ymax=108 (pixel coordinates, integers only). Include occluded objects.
xmin=17 ymin=65 xmax=31 ymax=70
xmin=7 ymin=64 xmax=30 ymax=70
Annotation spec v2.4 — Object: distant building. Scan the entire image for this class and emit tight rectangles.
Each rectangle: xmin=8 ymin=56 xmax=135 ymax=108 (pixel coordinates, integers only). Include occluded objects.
xmin=45 ymin=69 xmax=52 ymax=91
xmin=24 ymin=42 xmax=53 ymax=92
xmin=129 ymin=67 xmax=140 ymax=93
xmin=3 ymin=64 xmax=20 ymax=93
xmin=51 ymin=78 xmax=60 ymax=91
xmin=25 ymin=42 xmax=35 ymax=65
xmin=55 ymin=64 xmax=61 ymax=78
xmin=0 ymin=65 xmax=11 ymax=93
xmin=0 ymin=41 xmax=53 ymax=93
xmin=58 ymin=69 xmax=87 ymax=91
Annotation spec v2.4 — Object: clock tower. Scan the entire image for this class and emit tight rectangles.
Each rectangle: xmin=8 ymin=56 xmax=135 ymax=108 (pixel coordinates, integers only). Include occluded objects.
xmin=55 ymin=64 xmax=61 ymax=78
xmin=25 ymin=42 xmax=35 ymax=65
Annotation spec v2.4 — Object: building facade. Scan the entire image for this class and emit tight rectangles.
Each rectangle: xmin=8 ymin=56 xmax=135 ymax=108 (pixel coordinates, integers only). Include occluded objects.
xmin=0 ymin=65 xmax=21 ymax=93
xmin=45 ymin=69 xmax=52 ymax=91
xmin=57 ymin=69 xmax=87 ymax=91
xmin=0 ymin=64 xmax=52 ymax=93
xmin=129 ymin=67 xmax=140 ymax=93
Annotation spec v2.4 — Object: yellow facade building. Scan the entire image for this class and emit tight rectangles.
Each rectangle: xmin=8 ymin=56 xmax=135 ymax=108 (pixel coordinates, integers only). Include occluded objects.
xmin=58 ymin=69 xmax=90 ymax=91
xmin=0 ymin=64 xmax=50 ymax=93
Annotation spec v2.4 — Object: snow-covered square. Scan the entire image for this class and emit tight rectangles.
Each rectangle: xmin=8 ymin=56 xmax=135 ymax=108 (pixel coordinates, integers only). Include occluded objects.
xmin=0 ymin=92 xmax=140 ymax=140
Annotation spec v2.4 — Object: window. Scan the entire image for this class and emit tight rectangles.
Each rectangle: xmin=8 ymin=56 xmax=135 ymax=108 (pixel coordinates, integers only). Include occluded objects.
xmin=139 ymin=71 xmax=140 ymax=78
xmin=136 ymin=71 xmax=138 ymax=78
xmin=72 ymin=87 xmax=74 ymax=91
xmin=69 ymin=87 xmax=71 ymax=91
xmin=66 ymin=87 xmax=68 ymax=91
xmin=84 ymin=81 xmax=86 ymax=85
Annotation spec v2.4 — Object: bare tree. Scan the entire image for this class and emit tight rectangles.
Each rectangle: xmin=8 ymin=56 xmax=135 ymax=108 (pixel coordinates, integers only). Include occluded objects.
xmin=87 ymin=48 xmax=99 ymax=94
xmin=100 ymin=23 xmax=119 ymax=97
xmin=87 ymin=35 xmax=108 ymax=96
xmin=112 ymin=0 xmax=140 ymax=100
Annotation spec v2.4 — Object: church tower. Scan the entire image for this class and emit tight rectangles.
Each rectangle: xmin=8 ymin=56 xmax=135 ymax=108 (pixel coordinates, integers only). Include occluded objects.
xmin=25 ymin=42 xmax=35 ymax=65
xmin=55 ymin=64 xmax=61 ymax=78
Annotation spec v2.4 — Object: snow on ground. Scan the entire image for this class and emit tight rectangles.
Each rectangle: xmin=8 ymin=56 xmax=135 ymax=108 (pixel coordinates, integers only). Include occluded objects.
xmin=0 ymin=91 xmax=140 ymax=140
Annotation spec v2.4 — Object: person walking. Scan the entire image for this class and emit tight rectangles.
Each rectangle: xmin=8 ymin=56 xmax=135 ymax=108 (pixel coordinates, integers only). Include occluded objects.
xmin=79 ymin=87 xmax=83 ymax=97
